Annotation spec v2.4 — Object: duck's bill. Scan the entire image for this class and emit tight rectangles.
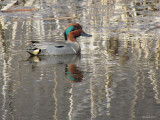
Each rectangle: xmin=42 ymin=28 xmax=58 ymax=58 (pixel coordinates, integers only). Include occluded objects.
xmin=81 ymin=31 xmax=92 ymax=37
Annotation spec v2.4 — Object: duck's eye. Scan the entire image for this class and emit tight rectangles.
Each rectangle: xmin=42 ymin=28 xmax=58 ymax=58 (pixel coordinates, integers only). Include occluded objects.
xmin=73 ymin=26 xmax=79 ymax=31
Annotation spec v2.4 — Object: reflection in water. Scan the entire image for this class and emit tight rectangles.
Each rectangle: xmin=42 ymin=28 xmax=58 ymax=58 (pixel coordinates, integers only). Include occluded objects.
xmin=66 ymin=64 xmax=83 ymax=83
xmin=1 ymin=55 xmax=15 ymax=120
xmin=53 ymin=67 xmax=58 ymax=120
xmin=28 ymin=55 xmax=83 ymax=120
xmin=149 ymin=70 xmax=160 ymax=104
xmin=28 ymin=55 xmax=80 ymax=65
xmin=29 ymin=55 xmax=83 ymax=83
xmin=68 ymin=84 xmax=73 ymax=120
xmin=2 ymin=59 xmax=8 ymax=120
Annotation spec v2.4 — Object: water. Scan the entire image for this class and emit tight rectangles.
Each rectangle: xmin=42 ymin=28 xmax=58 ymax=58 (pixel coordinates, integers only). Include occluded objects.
xmin=0 ymin=0 xmax=160 ymax=120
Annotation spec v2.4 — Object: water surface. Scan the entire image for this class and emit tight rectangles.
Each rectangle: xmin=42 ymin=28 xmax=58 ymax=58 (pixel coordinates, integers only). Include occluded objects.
xmin=0 ymin=0 xmax=160 ymax=120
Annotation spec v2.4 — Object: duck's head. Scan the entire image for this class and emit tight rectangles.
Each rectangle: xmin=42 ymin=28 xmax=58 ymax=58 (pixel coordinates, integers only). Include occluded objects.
xmin=64 ymin=23 xmax=92 ymax=42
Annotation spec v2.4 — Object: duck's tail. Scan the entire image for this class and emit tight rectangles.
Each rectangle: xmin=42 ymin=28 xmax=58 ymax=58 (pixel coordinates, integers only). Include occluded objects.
xmin=27 ymin=41 xmax=41 ymax=56
xmin=27 ymin=48 xmax=41 ymax=56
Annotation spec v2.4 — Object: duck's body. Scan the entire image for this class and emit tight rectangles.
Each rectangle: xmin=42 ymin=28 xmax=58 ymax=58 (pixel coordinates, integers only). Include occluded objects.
xmin=28 ymin=41 xmax=80 ymax=55
xmin=27 ymin=23 xmax=91 ymax=56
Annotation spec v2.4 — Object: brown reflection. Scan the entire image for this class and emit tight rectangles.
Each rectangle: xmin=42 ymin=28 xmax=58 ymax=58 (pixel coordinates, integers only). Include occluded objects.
xmin=106 ymin=36 xmax=119 ymax=56
xmin=106 ymin=36 xmax=129 ymax=64
xmin=66 ymin=64 xmax=83 ymax=83
xmin=0 ymin=18 xmax=5 ymax=39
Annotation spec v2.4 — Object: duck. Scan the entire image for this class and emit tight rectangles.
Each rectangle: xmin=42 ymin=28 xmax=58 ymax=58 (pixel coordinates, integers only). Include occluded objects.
xmin=27 ymin=23 xmax=92 ymax=55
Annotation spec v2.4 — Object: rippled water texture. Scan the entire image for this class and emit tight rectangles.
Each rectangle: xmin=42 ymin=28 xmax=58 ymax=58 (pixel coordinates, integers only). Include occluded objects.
xmin=0 ymin=0 xmax=160 ymax=120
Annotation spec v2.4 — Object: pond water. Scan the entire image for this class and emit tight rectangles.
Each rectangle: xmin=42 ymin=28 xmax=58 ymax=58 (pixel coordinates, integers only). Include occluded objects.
xmin=0 ymin=0 xmax=160 ymax=120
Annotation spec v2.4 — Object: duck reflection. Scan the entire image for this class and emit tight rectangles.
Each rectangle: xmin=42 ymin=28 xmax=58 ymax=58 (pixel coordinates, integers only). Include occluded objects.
xmin=66 ymin=64 xmax=83 ymax=83
xmin=28 ymin=55 xmax=79 ymax=64
xmin=28 ymin=55 xmax=83 ymax=83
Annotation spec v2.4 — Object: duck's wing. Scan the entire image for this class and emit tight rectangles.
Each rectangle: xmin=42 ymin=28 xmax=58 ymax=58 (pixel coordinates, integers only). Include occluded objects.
xmin=31 ymin=42 xmax=64 ymax=49
xmin=27 ymin=42 xmax=78 ymax=55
